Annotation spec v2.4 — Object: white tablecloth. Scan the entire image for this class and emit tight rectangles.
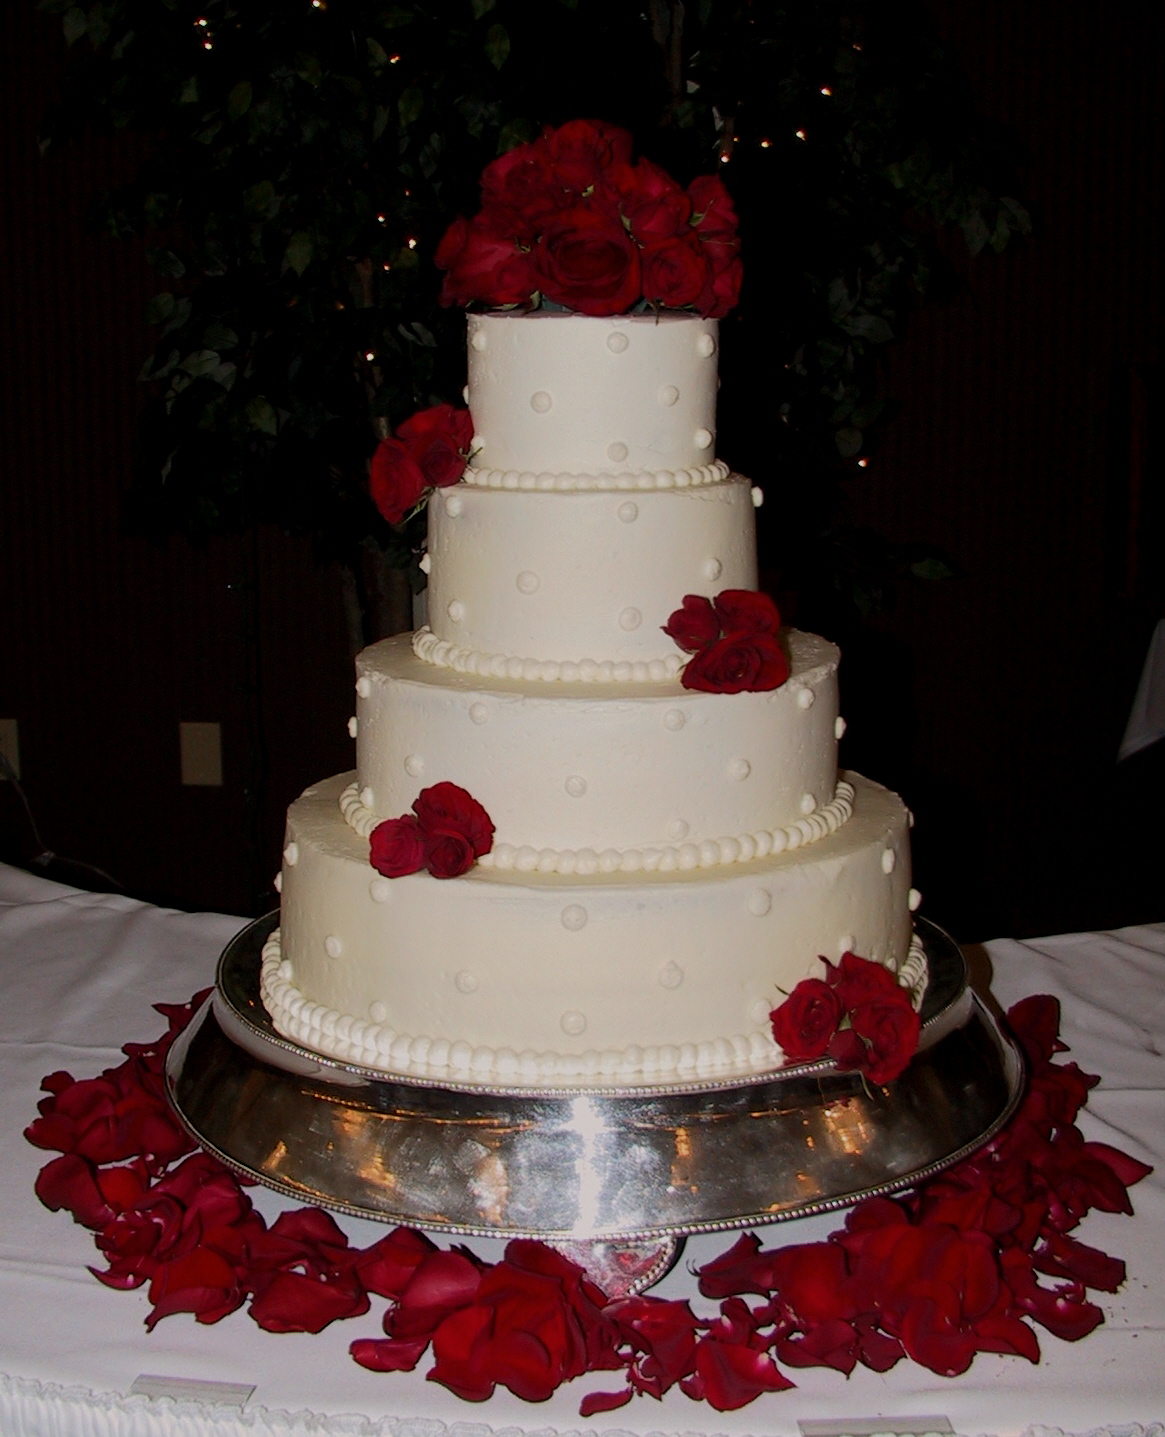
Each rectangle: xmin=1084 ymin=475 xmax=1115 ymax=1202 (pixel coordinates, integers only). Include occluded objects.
xmin=0 ymin=861 xmax=1162 ymax=1437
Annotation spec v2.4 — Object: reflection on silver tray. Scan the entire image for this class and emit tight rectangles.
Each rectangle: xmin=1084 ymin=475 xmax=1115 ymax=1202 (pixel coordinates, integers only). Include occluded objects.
xmin=165 ymin=915 xmax=1024 ymax=1242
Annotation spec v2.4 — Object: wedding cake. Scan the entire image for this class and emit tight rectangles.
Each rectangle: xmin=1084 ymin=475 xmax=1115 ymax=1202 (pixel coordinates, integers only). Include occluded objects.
xmin=260 ymin=123 xmax=926 ymax=1086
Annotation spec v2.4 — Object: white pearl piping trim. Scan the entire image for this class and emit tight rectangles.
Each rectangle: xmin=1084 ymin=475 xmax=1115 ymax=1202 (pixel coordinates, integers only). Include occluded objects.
xmin=339 ymin=778 xmax=856 ymax=872
xmin=412 ymin=626 xmax=686 ymax=684
xmin=460 ymin=459 xmax=731 ymax=492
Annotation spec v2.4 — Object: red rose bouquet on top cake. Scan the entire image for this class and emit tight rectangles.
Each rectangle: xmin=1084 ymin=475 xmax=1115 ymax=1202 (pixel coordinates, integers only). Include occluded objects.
xmin=433 ymin=118 xmax=742 ymax=317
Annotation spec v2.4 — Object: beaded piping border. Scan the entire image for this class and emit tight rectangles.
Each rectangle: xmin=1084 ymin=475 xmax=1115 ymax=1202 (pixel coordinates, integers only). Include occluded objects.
xmin=258 ymin=930 xmax=927 ymax=1083
xmin=339 ymin=778 xmax=856 ymax=875
xmin=461 ymin=459 xmax=731 ymax=492
xmin=412 ymin=627 xmax=687 ymax=684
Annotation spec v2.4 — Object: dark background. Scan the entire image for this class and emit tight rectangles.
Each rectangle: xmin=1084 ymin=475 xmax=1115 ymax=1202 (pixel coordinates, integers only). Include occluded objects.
xmin=2 ymin=1 xmax=1162 ymax=937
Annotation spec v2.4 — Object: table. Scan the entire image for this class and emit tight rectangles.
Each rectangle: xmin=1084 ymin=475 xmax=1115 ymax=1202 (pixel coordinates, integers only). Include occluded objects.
xmin=1 ymin=860 xmax=1162 ymax=1437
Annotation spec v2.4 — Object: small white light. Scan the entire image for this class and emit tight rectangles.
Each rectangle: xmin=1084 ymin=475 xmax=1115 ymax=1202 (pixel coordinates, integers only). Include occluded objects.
xmin=406 ymin=237 xmax=418 ymax=250
xmin=795 ymin=129 xmax=807 ymax=141
xmin=388 ymin=52 xmax=400 ymax=63
xmin=820 ymin=86 xmax=833 ymax=96
xmin=364 ymin=351 xmax=375 ymax=362
xmin=759 ymin=138 xmax=772 ymax=149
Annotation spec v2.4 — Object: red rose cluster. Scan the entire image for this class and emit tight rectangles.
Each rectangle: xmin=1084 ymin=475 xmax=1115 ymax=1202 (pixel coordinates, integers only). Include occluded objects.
xmin=435 ymin=119 xmax=742 ymax=318
xmin=770 ymin=951 xmax=922 ymax=1084
xmin=27 ymin=993 xmax=1152 ymax=1409
xmin=370 ymin=402 xmax=473 ymax=526
xmin=662 ymin=589 xmax=790 ymax=694
xmin=369 ymin=781 xmax=494 ymax=880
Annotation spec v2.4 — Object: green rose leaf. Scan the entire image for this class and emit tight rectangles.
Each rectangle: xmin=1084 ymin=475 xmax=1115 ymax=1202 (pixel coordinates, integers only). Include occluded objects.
xmin=484 ymin=23 xmax=510 ymax=68
xmin=285 ymin=231 xmax=313 ymax=275
xmin=146 ymin=247 xmax=186 ymax=279
xmin=227 ymin=81 xmax=252 ymax=121
xmin=246 ymin=397 xmax=279 ymax=435
xmin=145 ymin=293 xmax=175 ymax=325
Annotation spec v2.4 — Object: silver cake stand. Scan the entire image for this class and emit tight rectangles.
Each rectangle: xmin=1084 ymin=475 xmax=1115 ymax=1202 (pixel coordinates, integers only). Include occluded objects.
xmin=165 ymin=913 xmax=1023 ymax=1293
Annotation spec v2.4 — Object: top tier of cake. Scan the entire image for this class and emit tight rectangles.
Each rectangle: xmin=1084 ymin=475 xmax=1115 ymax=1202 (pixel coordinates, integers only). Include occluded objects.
xmin=464 ymin=310 xmax=723 ymax=484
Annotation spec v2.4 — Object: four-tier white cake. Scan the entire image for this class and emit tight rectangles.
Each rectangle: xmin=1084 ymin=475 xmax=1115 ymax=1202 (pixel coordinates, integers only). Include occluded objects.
xmin=262 ymin=310 xmax=925 ymax=1084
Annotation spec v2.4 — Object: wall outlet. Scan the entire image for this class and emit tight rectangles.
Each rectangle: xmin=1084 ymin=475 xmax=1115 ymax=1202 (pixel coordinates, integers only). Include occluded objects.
xmin=0 ymin=719 xmax=19 ymax=780
xmin=179 ymin=721 xmax=223 ymax=786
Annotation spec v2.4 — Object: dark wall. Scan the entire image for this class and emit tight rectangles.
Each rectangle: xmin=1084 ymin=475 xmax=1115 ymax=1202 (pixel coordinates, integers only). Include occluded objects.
xmin=2 ymin=3 xmax=1161 ymax=933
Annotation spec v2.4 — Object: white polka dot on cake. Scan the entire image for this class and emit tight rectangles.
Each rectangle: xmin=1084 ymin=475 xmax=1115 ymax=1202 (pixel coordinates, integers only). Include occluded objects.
xmin=561 ymin=904 xmax=588 ymax=931
xmin=664 ymin=709 xmax=686 ymax=731
xmin=659 ymin=961 xmax=684 ymax=989
xmin=565 ymin=775 xmax=587 ymax=797
xmin=369 ymin=878 xmax=391 ymax=903
xmin=617 ymin=501 xmax=638 ymax=523
xmin=606 ymin=331 xmax=629 ymax=353
xmin=348 ymin=715 xmax=358 ymax=737
xmin=324 ymin=935 xmax=342 ymax=958
xmin=659 ymin=384 xmax=679 ymax=406
xmin=729 ymin=758 xmax=751 ymax=781
xmin=703 ymin=558 xmax=723 ymax=580
xmin=283 ymin=843 xmax=299 ymax=866
xmin=839 ymin=934 xmax=856 ymax=953
xmin=444 ymin=493 xmax=463 ymax=516
xmin=455 ymin=971 xmax=478 ymax=993
xmin=404 ymin=754 xmax=424 ymax=777
xmin=694 ymin=428 xmax=713 ymax=449
xmin=468 ymin=702 xmax=488 ymax=724
xmin=882 ymin=849 xmax=896 ymax=874
xmin=530 ymin=391 xmax=552 ymax=413
xmin=356 ymin=676 xmax=371 ymax=698
xmin=561 ymin=1010 xmax=587 ymax=1036
xmin=607 ymin=441 xmax=629 ymax=463
xmin=748 ymin=890 xmax=772 ymax=917
xmin=697 ymin=332 xmax=716 ymax=357
xmin=619 ymin=607 xmax=642 ymax=630
xmin=516 ymin=570 xmax=539 ymax=593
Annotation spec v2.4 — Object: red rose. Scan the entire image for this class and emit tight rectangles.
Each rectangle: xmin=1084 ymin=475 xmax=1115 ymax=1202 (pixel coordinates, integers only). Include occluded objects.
xmin=770 ymin=978 xmax=844 ymax=1062
xmin=412 ymin=782 xmax=494 ymax=861
xmin=396 ymin=404 xmax=473 ymax=489
xmin=641 ymin=233 xmax=710 ymax=309
xmin=435 ymin=212 xmax=535 ymax=308
xmin=601 ymin=158 xmax=692 ymax=243
xmin=847 ymin=994 xmax=921 ymax=1084
xmin=533 ymin=205 xmax=642 ymax=316
xmin=662 ymin=594 xmax=721 ymax=653
xmin=369 ymin=816 xmax=427 ymax=877
xmin=688 ymin=173 xmax=740 ymax=240
xmin=480 ymin=143 xmax=565 ymax=234
xmin=543 ymin=118 xmax=633 ymax=195
xmin=825 ymin=950 xmax=902 ymax=1004
xmin=694 ymin=241 xmax=743 ymax=319
xmin=713 ymin=588 xmax=781 ymax=635
xmin=681 ymin=631 xmax=790 ymax=693
xmin=369 ymin=437 xmax=426 ymax=526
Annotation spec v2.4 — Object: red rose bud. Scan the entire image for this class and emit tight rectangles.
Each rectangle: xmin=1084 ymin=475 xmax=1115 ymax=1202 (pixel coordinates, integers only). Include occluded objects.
xmin=713 ymin=589 xmax=781 ymax=635
xmin=694 ymin=241 xmax=743 ymax=319
xmin=771 ymin=978 xmax=844 ymax=1062
xmin=369 ymin=816 xmax=427 ymax=878
xmin=533 ymin=204 xmax=642 ymax=317
xmin=662 ymin=594 xmax=721 ymax=652
xmin=370 ymin=437 xmax=427 ymax=526
xmin=423 ymin=829 xmax=477 ymax=880
xmin=681 ymin=631 xmax=790 ymax=693
xmin=688 ymin=173 xmax=740 ymax=240
xmin=396 ymin=403 xmax=474 ymax=489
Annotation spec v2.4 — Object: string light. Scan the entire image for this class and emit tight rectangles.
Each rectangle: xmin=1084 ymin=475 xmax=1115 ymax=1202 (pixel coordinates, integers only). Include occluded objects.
xmin=365 ymin=351 xmax=375 ymax=362
xmin=311 ymin=0 xmax=326 ymax=7
xmin=377 ymin=214 xmax=387 ymax=224
xmin=820 ymin=86 xmax=833 ymax=96
xmin=203 ymin=39 xmax=213 ymax=50
xmin=388 ymin=53 xmax=401 ymax=63
xmin=195 ymin=16 xmax=208 ymax=24
xmin=795 ymin=129 xmax=807 ymax=141
xmin=759 ymin=138 xmax=772 ymax=149
xmin=719 ymin=152 xmax=730 ymax=164
xmin=857 ymin=457 xmax=870 ymax=467
xmin=406 ymin=237 xmax=417 ymax=249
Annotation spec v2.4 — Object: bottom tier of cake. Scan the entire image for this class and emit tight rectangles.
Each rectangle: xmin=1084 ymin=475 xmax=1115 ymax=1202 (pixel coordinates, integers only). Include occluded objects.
xmin=265 ymin=771 xmax=923 ymax=1083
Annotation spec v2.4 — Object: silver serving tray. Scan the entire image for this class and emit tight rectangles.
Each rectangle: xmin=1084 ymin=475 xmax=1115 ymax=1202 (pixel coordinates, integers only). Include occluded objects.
xmin=165 ymin=915 xmax=1023 ymax=1242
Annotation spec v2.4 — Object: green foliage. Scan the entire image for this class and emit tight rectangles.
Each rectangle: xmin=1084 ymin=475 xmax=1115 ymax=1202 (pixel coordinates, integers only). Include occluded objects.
xmin=38 ymin=0 xmax=1026 ymax=613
